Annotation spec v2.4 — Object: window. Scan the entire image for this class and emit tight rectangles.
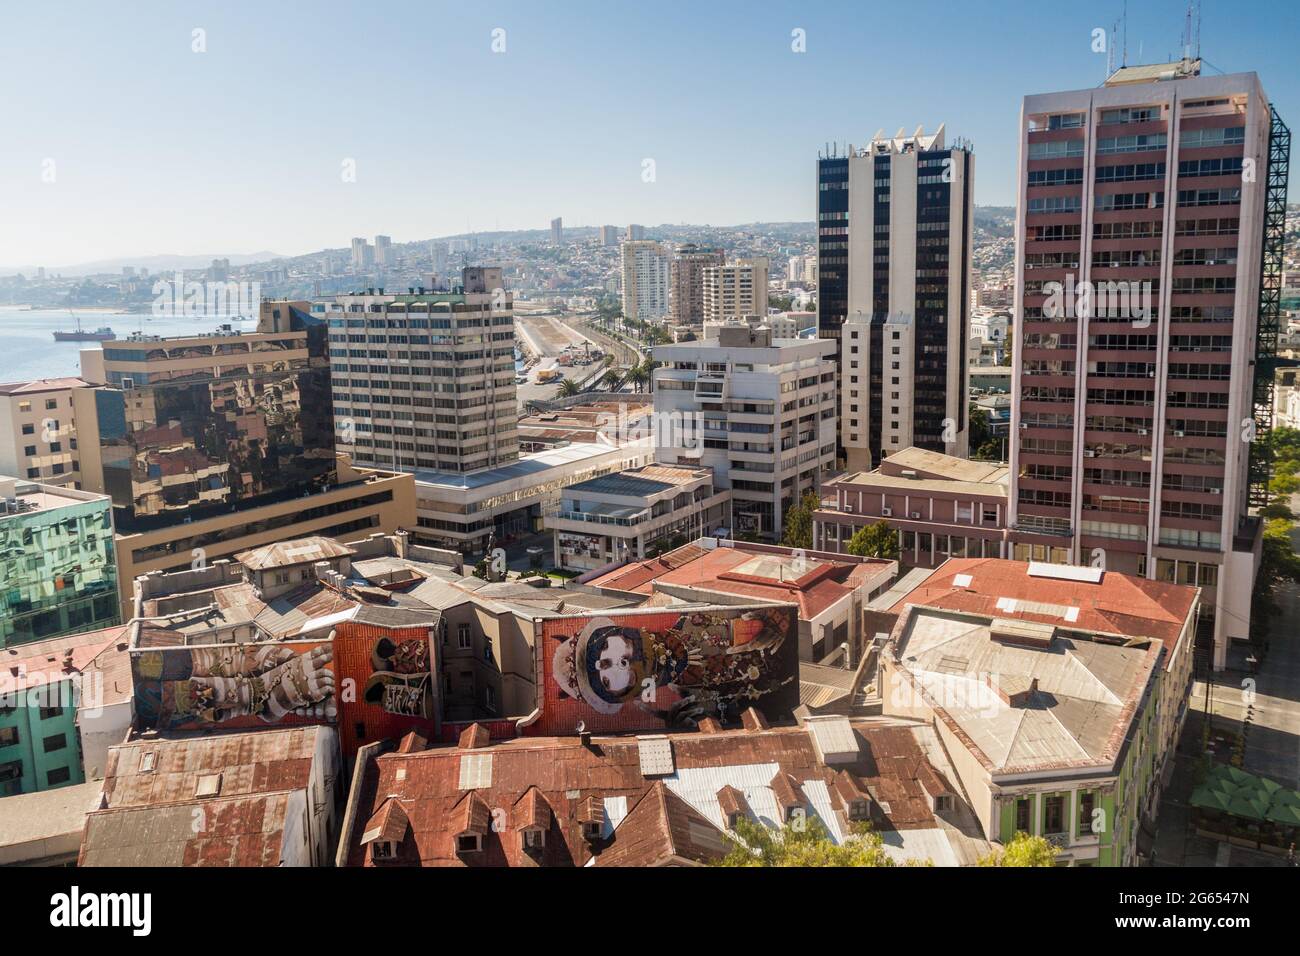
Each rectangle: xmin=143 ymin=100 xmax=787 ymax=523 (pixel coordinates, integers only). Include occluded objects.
xmin=1015 ymin=797 xmax=1033 ymax=833
xmin=39 ymin=705 xmax=63 ymax=720
xmin=47 ymin=766 xmax=71 ymax=786
xmin=484 ymin=685 xmax=496 ymax=713
xmin=21 ymin=423 xmax=34 ymax=435
xmin=45 ymin=399 xmax=58 ymax=410
xmin=1078 ymin=791 xmax=1096 ymax=834
xmin=1044 ymin=794 xmax=1066 ymax=834
xmin=23 ymin=445 xmax=35 ymax=456
xmin=457 ymin=833 xmax=482 ymax=853
xmin=458 ymin=624 xmax=472 ymax=649
xmin=0 ymin=727 xmax=18 ymax=748
xmin=43 ymin=733 xmax=67 ymax=753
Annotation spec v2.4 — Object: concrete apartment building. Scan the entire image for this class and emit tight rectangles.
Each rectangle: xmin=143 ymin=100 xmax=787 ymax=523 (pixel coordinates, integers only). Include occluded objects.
xmin=374 ymin=234 xmax=393 ymax=268
xmin=1009 ymin=61 xmax=1290 ymax=669
xmin=0 ymin=476 xmax=120 ymax=650
xmin=703 ymin=257 xmax=771 ymax=325
xmin=878 ymin=559 xmax=1199 ymax=865
xmin=813 ymin=447 xmax=1011 ymax=566
xmin=325 ymin=267 xmax=519 ymax=477
xmin=73 ymin=302 xmax=417 ymax=610
xmin=548 ymin=463 xmax=731 ymax=572
xmin=0 ymin=378 xmax=93 ymax=489
xmin=550 ymin=217 xmax=563 ymax=244
xmin=620 ymin=240 xmax=671 ymax=324
xmin=669 ymin=244 xmax=724 ymax=326
xmin=599 ymin=225 xmax=619 ymax=247
xmin=818 ymin=126 xmax=974 ymax=469
xmin=652 ymin=326 xmax=837 ymax=542
xmin=351 ymin=237 xmax=374 ymax=271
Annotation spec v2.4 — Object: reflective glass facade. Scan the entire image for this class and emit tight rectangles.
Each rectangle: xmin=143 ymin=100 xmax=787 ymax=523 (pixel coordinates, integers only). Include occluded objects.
xmin=0 ymin=490 xmax=120 ymax=649
xmin=96 ymin=327 xmax=336 ymax=532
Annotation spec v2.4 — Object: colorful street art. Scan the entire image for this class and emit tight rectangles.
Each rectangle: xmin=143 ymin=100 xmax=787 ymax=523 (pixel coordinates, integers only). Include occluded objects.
xmin=333 ymin=622 xmax=439 ymax=756
xmin=363 ymin=634 xmax=435 ymax=719
xmin=534 ymin=605 xmax=798 ymax=735
xmin=132 ymin=642 xmax=335 ymax=730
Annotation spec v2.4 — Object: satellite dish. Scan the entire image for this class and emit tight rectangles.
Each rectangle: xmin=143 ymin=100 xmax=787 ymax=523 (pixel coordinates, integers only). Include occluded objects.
xmin=575 ymin=720 xmax=587 ymax=734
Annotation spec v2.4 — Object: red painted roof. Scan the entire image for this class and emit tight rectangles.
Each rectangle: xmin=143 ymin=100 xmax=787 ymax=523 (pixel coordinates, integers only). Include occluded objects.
xmin=589 ymin=545 xmax=874 ymax=620
xmin=0 ymin=625 xmax=129 ymax=695
xmin=889 ymin=558 xmax=1196 ymax=654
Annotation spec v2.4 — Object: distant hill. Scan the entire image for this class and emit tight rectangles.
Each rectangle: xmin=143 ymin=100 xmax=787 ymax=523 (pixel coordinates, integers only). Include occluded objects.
xmin=4 ymin=251 xmax=289 ymax=277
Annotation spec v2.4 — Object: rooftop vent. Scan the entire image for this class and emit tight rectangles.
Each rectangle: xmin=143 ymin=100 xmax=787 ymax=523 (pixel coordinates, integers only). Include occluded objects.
xmin=637 ymin=735 xmax=675 ymax=777
xmin=805 ymin=715 xmax=860 ymax=765
xmin=989 ymin=617 xmax=1056 ymax=648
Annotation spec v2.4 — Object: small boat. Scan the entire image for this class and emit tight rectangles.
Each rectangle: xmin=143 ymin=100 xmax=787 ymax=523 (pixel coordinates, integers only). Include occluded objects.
xmin=52 ymin=312 xmax=116 ymax=342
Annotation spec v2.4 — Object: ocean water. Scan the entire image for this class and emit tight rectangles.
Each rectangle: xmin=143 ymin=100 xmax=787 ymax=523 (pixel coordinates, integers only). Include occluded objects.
xmin=0 ymin=307 xmax=259 ymax=383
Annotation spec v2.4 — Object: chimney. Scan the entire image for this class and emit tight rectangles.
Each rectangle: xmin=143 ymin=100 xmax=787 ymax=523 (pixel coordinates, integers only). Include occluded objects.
xmin=740 ymin=707 xmax=769 ymax=732
xmin=696 ymin=717 xmax=722 ymax=734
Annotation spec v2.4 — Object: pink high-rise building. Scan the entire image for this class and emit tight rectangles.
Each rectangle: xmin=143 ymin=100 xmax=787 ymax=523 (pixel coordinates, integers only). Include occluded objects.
xmin=1009 ymin=59 xmax=1290 ymax=670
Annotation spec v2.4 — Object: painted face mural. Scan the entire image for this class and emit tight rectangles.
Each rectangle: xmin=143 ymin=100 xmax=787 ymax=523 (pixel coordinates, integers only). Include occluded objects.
xmin=363 ymin=636 xmax=434 ymax=719
xmin=134 ymin=643 xmax=335 ymax=728
xmin=550 ymin=607 xmax=794 ymax=726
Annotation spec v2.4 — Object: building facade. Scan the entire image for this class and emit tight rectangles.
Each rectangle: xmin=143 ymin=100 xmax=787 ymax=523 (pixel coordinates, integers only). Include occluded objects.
xmin=621 ymin=240 xmax=670 ymax=324
xmin=0 ymin=477 xmax=119 ymax=650
xmin=547 ymin=464 xmax=731 ymax=571
xmin=669 ymin=244 xmax=725 ymax=326
xmin=652 ymin=326 xmax=837 ymax=542
xmin=703 ymin=257 xmax=770 ymax=325
xmin=819 ymin=126 xmax=973 ymax=469
xmin=73 ymin=303 xmax=416 ymax=609
xmin=325 ymin=267 xmax=519 ymax=477
xmin=0 ymin=379 xmax=93 ymax=490
xmin=1009 ymin=62 xmax=1288 ymax=669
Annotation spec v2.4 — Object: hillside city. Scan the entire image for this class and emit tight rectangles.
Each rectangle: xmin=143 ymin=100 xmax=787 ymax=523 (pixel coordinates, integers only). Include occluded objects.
xmin=1 ymin=23 xmax=1298 ymax=909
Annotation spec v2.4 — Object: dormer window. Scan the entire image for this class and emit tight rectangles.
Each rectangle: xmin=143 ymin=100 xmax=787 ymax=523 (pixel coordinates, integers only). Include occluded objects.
xmin=371 ymin=841 xmax=394 ymax=861
xmin=581 ymin=821 xmax=602 ymax=841
xmin=849 ymin=798 xmax=869 ymax=821
xmin=523 ymin=829 xmax=546 ymax=851
xmin=934 ymin=794 xmax=953 ymax=814
xmin=457 ymin=833 xmax=483 ymax=854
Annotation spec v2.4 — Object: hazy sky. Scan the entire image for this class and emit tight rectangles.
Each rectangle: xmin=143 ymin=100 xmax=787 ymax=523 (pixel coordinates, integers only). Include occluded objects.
xmin=2 ymin=0 xmax=1296 ymax=268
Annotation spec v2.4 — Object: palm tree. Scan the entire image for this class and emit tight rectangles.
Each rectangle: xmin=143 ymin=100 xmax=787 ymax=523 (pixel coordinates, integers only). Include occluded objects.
xmin=627 ymin=365 xmax=649 ymax=394
xmin=557 ymin=378 xmax=581 ymax=398
xmin=601 ymin=369 xmax=622 ymax=391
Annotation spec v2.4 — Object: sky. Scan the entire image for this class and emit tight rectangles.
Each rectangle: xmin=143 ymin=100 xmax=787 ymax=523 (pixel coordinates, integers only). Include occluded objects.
xmin=2 ymin=0 xmax=1297 ymax=268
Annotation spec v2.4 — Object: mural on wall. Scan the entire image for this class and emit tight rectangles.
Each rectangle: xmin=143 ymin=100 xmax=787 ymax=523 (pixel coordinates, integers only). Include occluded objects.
xmin=133 ymin=643 xmax=335 ymax=730
xmin=364 ymin=635 xmax=435 ymax=719
xmin=536 ymin=606 xmax=798 ymax=734
xmin=333 ymin=622 xmax=439 ymax=757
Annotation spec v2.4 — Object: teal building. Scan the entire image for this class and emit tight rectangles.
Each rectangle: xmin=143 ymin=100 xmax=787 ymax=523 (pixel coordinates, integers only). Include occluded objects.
xmin=0 ymin=476 xmax=121 ymax=651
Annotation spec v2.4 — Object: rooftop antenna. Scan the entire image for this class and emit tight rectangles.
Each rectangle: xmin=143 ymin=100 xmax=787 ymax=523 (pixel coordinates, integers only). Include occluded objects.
xmin=1122 ymin=0 xmax=1128 ymax=67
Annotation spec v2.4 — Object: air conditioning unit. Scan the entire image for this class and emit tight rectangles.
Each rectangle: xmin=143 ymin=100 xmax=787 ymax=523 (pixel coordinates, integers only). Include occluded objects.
xmin=1020 ymin=422 xmax=1029 ymax=430
xmin=844 ymin=502 xmax=854 ymax=514
xmin=881 ymin=507 xmax=892 ymax=517
xmin=1209 ymin=487 xmax=1222 ymax=494
xmin=910 ymin=512 xmax=922 ymax=520
xmin=1083 ymin=450 xmax=1097 ymax=458
xmin=1138 ymin=428 xmax=1148 ymax=435
xmin=1174 ymin=430 xmax=1185 ymax=438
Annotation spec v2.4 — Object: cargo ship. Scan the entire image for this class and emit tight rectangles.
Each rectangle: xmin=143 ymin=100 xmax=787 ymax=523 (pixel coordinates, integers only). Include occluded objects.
xmin=52 ymin=313 xmax=116 ymax=342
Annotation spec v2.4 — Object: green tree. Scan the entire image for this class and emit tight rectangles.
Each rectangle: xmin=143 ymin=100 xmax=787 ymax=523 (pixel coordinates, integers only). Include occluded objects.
xmin=846 ymin=521 xmax=901 ymax=560
xmin=781 ymin=490 xmax=821 ymax=549
xmin=626 ymin=365 xmax=649 ymax=393
xmin=556 ymin=378 xmax=580 ymax=397
xmin=713 ymin=816 xmax=918 ymax=867
xmin=601 ymin=369 xmax=622 ymax=390
xmin=976 ymin=831 xmax=1058 ymax=867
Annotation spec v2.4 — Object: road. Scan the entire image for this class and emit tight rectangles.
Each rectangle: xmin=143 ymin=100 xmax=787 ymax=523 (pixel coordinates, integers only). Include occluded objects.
xmin=1151 ymin=498 xmax=1300 ymax=865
